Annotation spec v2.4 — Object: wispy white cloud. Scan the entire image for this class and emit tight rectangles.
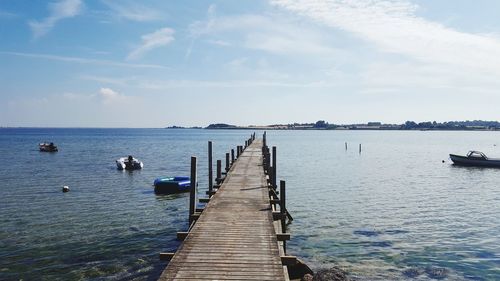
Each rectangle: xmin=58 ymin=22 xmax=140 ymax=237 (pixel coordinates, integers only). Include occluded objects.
xmin=28 ymin=0 xmax=82 ymax=38
xmin=101 ymin=0 xmax=163 ymax=22
xmin=207 ymin=39 xmax=231 ymax=47
xmin=0 ymin=51 xmax=169 ymax=69
xmin=188 ymin=12 xmax=344 ymax=58
xmin=79 ymin=75 xmax=129 ymax=86
xmin=225 ymin=57 xmax=248 ymax=68
xmin=127 ymin=27 xmax=175 ymax=60
xmin=62 ymin=87 xmax=131 ymax=105
xmin=0 ymin=10 xmax=18 ymax=19
xmin=136 ymin=79 xmax=329 ymax=90
xmin=99 ymin=87 xmax=128 ymax=104
xmin=189 ymin=4 xmax=217 ymax=38
xmin=185 ymin=4 xmax=217 ymax=59
xmin=270 ymin=0 xmax=500 ymax=75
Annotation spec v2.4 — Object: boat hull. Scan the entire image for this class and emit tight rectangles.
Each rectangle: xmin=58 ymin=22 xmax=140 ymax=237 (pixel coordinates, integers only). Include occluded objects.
xmin=449 ymin=154 xmax=500 ymax=167
xmin=39 ymin=143 xmax=58 ymax=152
xmin=154 ymin=177 xmax=190 ymax=194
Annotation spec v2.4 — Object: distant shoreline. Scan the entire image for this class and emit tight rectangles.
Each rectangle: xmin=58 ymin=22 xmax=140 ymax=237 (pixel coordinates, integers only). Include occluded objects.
xmin=202 ymin=126 xmax=500 ymax=131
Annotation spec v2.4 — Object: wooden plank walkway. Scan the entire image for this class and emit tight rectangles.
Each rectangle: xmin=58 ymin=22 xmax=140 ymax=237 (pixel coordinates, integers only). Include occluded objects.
xmin=158 ymin=139 xmax=287 ymax=281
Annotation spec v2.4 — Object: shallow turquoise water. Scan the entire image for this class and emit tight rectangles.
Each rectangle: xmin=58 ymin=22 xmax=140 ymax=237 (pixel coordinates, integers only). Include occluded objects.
xmin=0 ymin=129 xmax=499 ymax=280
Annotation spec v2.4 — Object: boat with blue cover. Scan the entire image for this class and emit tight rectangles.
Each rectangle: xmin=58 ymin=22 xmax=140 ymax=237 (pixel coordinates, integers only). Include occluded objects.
xmin=154 ymin=176 xmax=191 ymax=194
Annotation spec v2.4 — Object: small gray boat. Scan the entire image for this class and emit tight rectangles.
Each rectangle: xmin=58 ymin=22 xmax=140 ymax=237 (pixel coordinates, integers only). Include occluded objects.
xmin=449 ymin=151 xmax=500 ymax=167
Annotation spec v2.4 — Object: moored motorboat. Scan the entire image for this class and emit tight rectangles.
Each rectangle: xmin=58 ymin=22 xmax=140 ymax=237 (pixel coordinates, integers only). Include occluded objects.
xmin=116 ymin=155 xmax=143 ymax=170
xmin=39 ymin=142 xmax=58 ymax=152
xmin=154 ymin=176 xmax=190 ymax=194
xmin=449 ymin=151 xmax=500 ymax=167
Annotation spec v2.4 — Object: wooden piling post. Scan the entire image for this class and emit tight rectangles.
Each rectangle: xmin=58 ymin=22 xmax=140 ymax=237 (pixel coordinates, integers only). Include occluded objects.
xmin=272 ymin=146 xmax=277 ymax=189
xmin=345 ymin=142 xmax=347 ymax=150
xmin=359 ymin=143 xmax=362 ymax=154
xmin=225 ymin=152 xmax=230 ymax=172
xmin=263 ymin=131 xmax=267 ymax=148
xmin=231 ymin=149 xmax=235 ymax=164
xmin=280 ymin=180 xmax=286 ymax=253
xmin=216 ymin=160 xmax=222 ymax=184
xmin=208 ymin=141 xmax=213 ymax=194
xmin=236 ymin=146 xmax=240 ymax=158
xmin=189 ymin=156 xmax=197 ymax=225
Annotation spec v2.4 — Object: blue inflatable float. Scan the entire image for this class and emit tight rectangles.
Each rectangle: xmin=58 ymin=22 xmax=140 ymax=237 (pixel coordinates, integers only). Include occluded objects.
xmin=154 ymin=176 xmax=190 ymax=194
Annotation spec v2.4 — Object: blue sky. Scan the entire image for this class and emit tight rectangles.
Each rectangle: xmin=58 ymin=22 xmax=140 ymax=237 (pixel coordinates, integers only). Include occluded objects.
xmin=1 ymin=0 xmax=500 ymax=127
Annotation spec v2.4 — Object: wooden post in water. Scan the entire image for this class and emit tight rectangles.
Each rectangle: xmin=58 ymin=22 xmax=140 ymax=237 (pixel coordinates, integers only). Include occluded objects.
xmin=225 ymin=152 xmax=230 ymax=172
xmin=345 ymin=142 xmax=347 ymax=150
xmin=272 ymin=146 xmax=277 ymax=189
xmin=236 ymin=146 xmax=240 ymax=158
xmin=208 ymin=141 xmax=213 ymax=194
xmin=359 ymin=144 xmax=362 ymax=154
xmin=263 ymin=131 xmax=267 ymax=148
xmin=189 ymin=156 xmax=197 ymax=225
xmin=280 ymin=180 xmax=286 ymax=253
xmin=216 ymin=160 xmax=222 ymax=184
xmin=231 ymin=149 xmax=235 ymax=164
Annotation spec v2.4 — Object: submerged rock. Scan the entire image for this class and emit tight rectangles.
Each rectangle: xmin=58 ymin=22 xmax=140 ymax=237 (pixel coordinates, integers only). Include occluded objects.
xmin=402 ymin=267 xmax=424 ymax=278
xmin=313 ymin=267 xmax=349 ymax=281
xmin=425 ymin=267 xmax=449 ymax=279
xmin=302 ymin=273 xmax=313 ymax=281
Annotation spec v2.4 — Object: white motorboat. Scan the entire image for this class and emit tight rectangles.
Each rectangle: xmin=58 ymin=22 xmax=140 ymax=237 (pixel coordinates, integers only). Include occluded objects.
xmin=116 ymin=155 xmax=143 ymax=170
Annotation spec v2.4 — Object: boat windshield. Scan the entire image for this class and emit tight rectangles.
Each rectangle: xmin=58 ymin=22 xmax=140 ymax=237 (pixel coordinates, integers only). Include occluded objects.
xmin=467 ymin=151 xmax=488 ymax=159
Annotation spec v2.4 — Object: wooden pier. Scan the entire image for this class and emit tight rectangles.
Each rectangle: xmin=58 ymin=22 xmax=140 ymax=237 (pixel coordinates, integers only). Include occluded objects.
xmin=158 ymin=134 xmax=296 ymax=281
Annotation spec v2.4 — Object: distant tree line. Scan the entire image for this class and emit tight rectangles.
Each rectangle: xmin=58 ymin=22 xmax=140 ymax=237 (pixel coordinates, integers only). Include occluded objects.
xmin=402 ymin=120 xmax=500 ymax=130
xmin=204 ymin=120 xmax=500 ymax=130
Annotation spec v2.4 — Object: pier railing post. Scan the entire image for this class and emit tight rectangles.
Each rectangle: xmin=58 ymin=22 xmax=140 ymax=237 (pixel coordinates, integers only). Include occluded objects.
xmin=266 ymin=147 xmax=271 ymax=172
xmin=208 ymin=141 xmax=213 ymax=194
xmin=225 ymin=153 xmax=230 ymax=172
xmin=216 ymin=160 xmax=222 ymax=185
xmin=236 ymin=146 xmax=240 ymax=158
xmin=280 ymin=180 xmax=286 ymax=230
xmin=272 ymin=146 xmax=277 ymax=189
xmin=189 ymin=156 xmax=197 ymax=225
xmin=280 ymin=180 xmax=286 ymax=253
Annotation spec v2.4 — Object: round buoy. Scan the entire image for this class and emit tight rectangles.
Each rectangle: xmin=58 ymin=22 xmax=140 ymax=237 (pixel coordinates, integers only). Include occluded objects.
xmin=62 ymin=186 xmax=70 ymax=192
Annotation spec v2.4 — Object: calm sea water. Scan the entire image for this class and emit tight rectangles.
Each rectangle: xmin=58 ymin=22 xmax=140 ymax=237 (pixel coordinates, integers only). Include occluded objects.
xmin=0 ymin=129 xmax=499 ymax=281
